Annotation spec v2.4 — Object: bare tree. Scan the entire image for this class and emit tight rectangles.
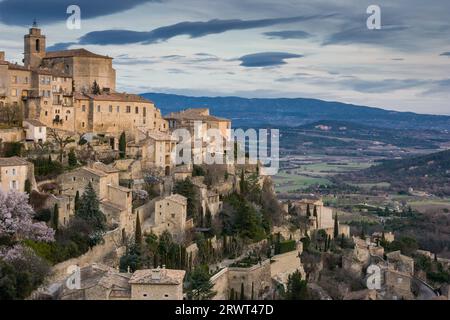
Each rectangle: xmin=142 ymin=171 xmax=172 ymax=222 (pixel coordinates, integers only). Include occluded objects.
xmin=48 ymin=128 xmax=75 ymax=163
xmin=0 ymin=102 xmax=24 ymax=127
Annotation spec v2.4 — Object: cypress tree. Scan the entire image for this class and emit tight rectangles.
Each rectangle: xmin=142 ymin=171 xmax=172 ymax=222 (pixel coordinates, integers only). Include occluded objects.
xmin=251 ymin=282 xmax=254 ymax=300
xmin=240 ymin=283 xmax=245 ymax=300
xmin=24 ymin=179 xmax=31 ymax=195
xmin=68 ymin=148 xmax=77 ymax=167
xmin=239 ymin=170 xmax=246 ymax=195
xmin=74 ymin=190 xmax=80 ymax=211
xmin=92 ymin=80 xmax=101 ymax=94
xmin=76 ymin=182 xmax=106 ymax=231
xmin=119 ymin=131 xmax=126 ymax=159
xmin=229 ymin=288 xmax=235 ymax=300
xmin=135 ymin=213 xmax=142 ymax=249
xmin=52 ymin=203 xmax=59 ymax=231
xmin=333 ymin=212 xmax=339 ymax=239
xmin=340 ymin=233 xmax=345 ymax=248
xmin=306 ymin=204 xmax=311 ymax=217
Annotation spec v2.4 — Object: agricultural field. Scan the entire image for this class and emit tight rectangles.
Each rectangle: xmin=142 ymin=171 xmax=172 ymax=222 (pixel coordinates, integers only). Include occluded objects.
xmin=274 ymin=161 xmax=372 ymax=193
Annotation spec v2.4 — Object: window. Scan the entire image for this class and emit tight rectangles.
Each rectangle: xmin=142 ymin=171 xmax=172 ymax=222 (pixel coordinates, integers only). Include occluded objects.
xmin=126 ymin=106 xmax=131 ymax=113
xmin=116 ymin=106 xmax=120 ymax=113
xmin=82 ymin=122 xmax=85 ymax=128
xmin=97 ymin=105 xmax=101 ymax=112
xmin=45 ymin=111 xmax=48 ymax=116
xmin=135 ymin=106 xmax=139 ymax=114
xmin=72 ymin=177 xmax=76 ymax=182
xmin=36 ymin=39 xmax=40 ymax=52
xmin=82 ymin=105 xmax=86 ymax=112
xmin=143 ymin=107 xmax=146 ymax=117
xmin=11 ymin=181 xmax=17 ymax=190
xmin=12 ymin=168 xmax=16 ymax=175
xmin=12 ymin=76 xmax=17 ymax=84
xmin=109 ymin=105 xmax=113 ymax=112
xmin=11 ymin=89 xmax=17 ymax=97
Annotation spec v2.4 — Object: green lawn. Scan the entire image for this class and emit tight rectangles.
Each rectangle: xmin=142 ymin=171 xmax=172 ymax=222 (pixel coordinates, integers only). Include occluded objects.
xmin=274 ymin=161 xmax=372 ymax=193
xmin=273 ymin=171 xmax=331 ymax=193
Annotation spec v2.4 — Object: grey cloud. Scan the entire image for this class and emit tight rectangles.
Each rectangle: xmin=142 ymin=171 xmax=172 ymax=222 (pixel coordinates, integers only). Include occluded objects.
xmin=340 ymin=78 xmax=427 ymax=93
xmin=54 ymin=15 xmax=333 ymax=47
xmin=238 ymin=52 xmax=303 ymax=67
xmin=440 ymin=52 xmax=450 ymax=56
xmin=263 ymin=30 xmax=312 ymax=39
xmin=323 ymin=25 xmax=409 ymax=47
xmin=0 ymin=0 xmax=161 ymax=26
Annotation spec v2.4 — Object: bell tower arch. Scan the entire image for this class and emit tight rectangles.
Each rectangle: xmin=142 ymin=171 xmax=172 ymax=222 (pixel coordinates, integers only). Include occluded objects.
xmin=24 ymin=20 xmax=46 ymax=68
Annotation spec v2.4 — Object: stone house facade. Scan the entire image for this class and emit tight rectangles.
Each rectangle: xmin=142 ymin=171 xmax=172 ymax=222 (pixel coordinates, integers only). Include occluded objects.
xmin=0 ymin=157 xmax=35 ymax=193
xmin=151 ymin=194 xmax=191 ymax=242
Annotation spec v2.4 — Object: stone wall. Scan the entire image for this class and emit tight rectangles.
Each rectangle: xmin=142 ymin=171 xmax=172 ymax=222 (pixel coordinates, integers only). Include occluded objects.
xmin=50 ymin=228 xmax=125 ymax=282
xmin=0 ymin=127 xmax=24 ymax=143
xmin=210 ymin=268 xmax=230 ymax=300
xmin=270 ymin=250 xmax=306 ymax=283
xmin=211 ymin=259 xmax=272 ymax=300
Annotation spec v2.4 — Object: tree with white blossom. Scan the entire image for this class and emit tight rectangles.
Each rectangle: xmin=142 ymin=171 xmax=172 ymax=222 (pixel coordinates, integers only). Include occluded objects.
xmin=0 ymin=190 xmax=55 ymax=243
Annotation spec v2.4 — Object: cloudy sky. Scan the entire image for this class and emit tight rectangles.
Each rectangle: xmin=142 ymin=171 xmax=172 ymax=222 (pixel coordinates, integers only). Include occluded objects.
xmin=0 ymin=0 xmax=449 ymax=115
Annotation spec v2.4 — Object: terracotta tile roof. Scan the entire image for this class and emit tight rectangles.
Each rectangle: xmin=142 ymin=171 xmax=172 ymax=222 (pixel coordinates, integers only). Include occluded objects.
xmin=164 ymin=194 xmax=188 ymax=206
xmin=146 ymin=132 xmax=176 ymax=142
xmin=32 ymin=68 xmax=71 ymax=78
xmin=45 ymin=49 xmax=112 ymax=60
xmin=81 ymin=166 xmax=108 ymax=177
xmin=73 ymin=92 xmax=90 ymax=100
xmin=0 ymin=157 xmax=30 ymax=167
xmin=129 ymin=268 xmax=185 ymax=285
xmin=7 ymin=63 xmax=30 ymax=71
xmin=74 ymin=92 xmax=153 ymax=103
xmin=92 ymin=161 xmax=120 ymax=174
xmin=166 ymin=108 xmax=229 ymax=122
xmin=23 ymin=119 xmax=46 ymax=127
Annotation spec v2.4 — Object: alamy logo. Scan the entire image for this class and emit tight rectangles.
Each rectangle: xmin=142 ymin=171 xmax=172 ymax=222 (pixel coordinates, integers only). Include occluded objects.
xmin=66 ymin=265 xmax=81 ymax=290
xmin=367 ymin=5 xmax=381 ymax=30
xmin=67 ymin=5 xmax=81 ymax=30
xmin=171 ymin=123 xmax=280 ymax=175
xmin=366 ymin=264 xmax=381 ymax=290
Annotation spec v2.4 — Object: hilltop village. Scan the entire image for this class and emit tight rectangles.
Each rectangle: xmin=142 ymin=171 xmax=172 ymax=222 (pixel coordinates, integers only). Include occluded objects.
xmin=0 ymin=26 xmax=448 ymax=301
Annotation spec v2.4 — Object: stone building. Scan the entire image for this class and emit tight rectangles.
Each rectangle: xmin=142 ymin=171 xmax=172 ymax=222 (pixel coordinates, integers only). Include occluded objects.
xmin=71 ymin=92 xmax=168 ymax=139
xmin=0 ymin=25 xmax=167 ymax=141
xmin=129 ymin=268 xmax=186 ymax=300
xmin=211 ymin=259 xmax=272 ymax=300
xmin=0 ymin=157 xmax=35 ymax=193
xmin=191 ymin=177 xmax=223 ymax=219
xmin=386 ymin=251 xmax=415 ymax=276
xmin=151 ymin=194 xmax=192 ymax=242
xmin=293 ymin=198 xmax=350 ymax=238
xmin=127 ymin=131 xmax=176 ymax=175
xmin=59 ymin=264 xmax=185 ymax=300
xmin=165 ymin=108 xmax=231 ymax=161
xmin=57 ymin=162 xmax=135 ymax=235
xmin=23 ymin=118 xmax=46 ymax=142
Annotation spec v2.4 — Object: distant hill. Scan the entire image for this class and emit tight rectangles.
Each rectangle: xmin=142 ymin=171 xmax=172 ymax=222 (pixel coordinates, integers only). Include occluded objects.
xmin=141 ymin=92 xmax=450 ymax=130
xmin=337 ymin=149 xmax=450 ymax=196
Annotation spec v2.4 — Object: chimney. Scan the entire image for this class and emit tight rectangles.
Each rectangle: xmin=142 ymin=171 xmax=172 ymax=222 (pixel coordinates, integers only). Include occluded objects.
xmin=0 ymin=51 xmax=4 ymax=61
xmin=151 ymin=268 xmax=161 ymax=280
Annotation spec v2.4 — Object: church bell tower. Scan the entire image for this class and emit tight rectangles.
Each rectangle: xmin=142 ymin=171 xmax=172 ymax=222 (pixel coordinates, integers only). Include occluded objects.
xmin=24 ymin=20 xmax=46 ymax=68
